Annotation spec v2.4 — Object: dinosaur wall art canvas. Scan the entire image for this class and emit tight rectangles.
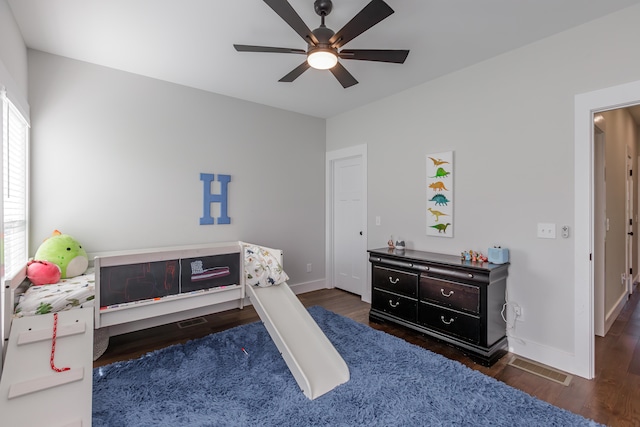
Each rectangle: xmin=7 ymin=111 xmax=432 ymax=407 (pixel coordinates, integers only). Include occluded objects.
xmin=426 ymin=151 xmax=453 ymax=237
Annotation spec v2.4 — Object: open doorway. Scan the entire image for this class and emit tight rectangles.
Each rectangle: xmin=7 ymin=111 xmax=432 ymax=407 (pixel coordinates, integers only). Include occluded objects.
xmin=574 ymin=79 xmax=640 ymax=380
xmin=592 ymin=107 xmax=639 ymax=338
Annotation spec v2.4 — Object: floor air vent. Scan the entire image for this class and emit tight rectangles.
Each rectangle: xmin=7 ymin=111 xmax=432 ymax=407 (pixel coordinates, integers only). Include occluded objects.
xmin=507 ymin=356 xmax=572 ymax=386
xmin=177 ymin=317 xmax=207 ymax=329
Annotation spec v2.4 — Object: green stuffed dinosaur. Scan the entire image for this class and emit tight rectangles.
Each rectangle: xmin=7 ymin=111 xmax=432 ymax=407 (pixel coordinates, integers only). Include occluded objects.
xmin=34 ymin=230 xmax=88 ymax=278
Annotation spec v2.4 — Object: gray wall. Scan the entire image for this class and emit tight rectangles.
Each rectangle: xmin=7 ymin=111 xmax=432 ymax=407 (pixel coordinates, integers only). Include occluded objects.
xmin=326 ymin=4 xmax=640 ymax=371
xmin=27 ymin=51 xmax=327 ymax=286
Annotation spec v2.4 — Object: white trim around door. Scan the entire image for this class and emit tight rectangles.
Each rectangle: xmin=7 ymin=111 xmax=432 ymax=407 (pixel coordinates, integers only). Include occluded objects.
xmin=326 ymin=144 xmax=369 ymax=302
xmin=574 ymin=79 xmax=640 ymax=379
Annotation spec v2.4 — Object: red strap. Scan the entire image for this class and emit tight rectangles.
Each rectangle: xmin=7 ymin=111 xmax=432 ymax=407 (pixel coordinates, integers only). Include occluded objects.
xmin=50 ymin=313 xmax=70 ymax=373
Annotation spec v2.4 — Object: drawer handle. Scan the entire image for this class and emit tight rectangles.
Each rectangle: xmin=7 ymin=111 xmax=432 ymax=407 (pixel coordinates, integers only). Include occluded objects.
xmin=389 ymin=300 xmax=400 ymax=308
xmin=389 ymin=277 xmax=400 ymax=284
xmin=440 ymin=316 xmax=455 ymax=325
xmin=468 ymin=273 xmax=474 ymax=278
xmin=440 ymin=289 xmax=454 ymax=298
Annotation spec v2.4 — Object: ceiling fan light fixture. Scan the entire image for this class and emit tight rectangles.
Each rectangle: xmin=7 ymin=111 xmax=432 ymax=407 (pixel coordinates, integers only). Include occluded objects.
xmin=234 ymin=0 xmax=408 ymax=88
xmin=307 ymin=48 xmax=338 ymax=70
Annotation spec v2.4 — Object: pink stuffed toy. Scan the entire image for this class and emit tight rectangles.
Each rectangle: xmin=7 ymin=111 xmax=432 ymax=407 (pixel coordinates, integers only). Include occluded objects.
xmin=26 ymin=260 xmax=62 ymax=285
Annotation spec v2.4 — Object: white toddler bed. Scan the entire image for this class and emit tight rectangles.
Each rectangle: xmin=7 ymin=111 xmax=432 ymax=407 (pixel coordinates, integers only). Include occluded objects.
xmin=6 ymin=241 xmax=248 ymax=361
xmin=1 ymin=241 xmax=348 ymax=426
xmin=0 ymin=242 xmax=248 ymax=427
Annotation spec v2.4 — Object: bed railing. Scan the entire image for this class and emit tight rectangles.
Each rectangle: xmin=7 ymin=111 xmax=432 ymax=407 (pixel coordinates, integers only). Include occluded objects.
xmin=2 ymin=265 xmax=28 ymax=377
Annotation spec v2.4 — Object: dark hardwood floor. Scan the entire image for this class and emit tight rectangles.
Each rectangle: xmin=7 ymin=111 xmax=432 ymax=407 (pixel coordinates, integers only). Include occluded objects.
xmin=94 ymin=287 xmax=640 ymax=427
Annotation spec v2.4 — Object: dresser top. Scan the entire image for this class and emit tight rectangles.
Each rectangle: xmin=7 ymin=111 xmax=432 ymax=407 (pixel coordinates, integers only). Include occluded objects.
xmin=368 ymin=247 xmax=509 ymax=272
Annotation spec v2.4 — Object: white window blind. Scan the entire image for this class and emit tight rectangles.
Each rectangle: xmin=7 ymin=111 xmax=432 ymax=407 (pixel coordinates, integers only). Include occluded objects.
xmin=2 ymin=90 xmax=29 ymax=280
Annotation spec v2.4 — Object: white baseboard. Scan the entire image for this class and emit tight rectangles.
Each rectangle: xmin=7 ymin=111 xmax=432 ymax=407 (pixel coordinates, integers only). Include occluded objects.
xmin=288 ymin=279 xmax=327 ymax=295
xmin=604 ymin=291 xmax=627 ymax=335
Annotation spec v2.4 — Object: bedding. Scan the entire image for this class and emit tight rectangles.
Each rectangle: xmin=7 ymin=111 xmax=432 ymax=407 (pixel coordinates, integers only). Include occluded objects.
xmin=244 ymin=245 xmax=289 ymax=287
xmin=14 ymin=268 xmax=95 ymax=318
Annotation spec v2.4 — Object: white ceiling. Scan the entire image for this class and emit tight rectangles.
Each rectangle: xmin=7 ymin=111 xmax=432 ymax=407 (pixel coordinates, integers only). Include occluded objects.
xmin=8 ymin=0 xmax=640 ymax=119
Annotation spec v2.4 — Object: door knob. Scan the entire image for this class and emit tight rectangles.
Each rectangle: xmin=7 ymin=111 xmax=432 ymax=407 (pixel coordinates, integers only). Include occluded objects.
xmin=359 ymin=231 xmax=363 ymax=235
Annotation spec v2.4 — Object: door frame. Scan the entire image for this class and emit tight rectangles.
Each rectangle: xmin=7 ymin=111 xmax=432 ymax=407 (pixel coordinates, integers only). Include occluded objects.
xmin=626 ymin=148 xmax=634 ymax=296
xmin=593 ymin=125 xmax=605 ymax=337
xmin=325 ymin=144 xmax=368 ymax=302
xmin=574 ymin=79 xmax=640 ymax=379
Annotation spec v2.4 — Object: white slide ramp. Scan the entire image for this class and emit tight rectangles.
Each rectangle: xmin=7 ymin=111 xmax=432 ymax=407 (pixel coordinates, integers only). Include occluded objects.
xmin=246 ymin=282 xmax=350 ymax=400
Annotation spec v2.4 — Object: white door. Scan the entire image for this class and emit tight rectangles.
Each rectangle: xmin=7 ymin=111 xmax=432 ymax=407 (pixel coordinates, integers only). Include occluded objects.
xmin=332 ymin=155 xmax=365 ymax=296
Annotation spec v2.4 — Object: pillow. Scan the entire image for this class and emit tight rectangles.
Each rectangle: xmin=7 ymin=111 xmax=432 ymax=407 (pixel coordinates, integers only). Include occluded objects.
xmin=244 ymin=245 xmax=289 ymax=287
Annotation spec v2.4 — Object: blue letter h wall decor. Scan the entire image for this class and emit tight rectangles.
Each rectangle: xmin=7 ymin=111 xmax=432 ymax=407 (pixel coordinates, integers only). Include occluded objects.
xmin=200 ymin=173 xmax=231 ymax=225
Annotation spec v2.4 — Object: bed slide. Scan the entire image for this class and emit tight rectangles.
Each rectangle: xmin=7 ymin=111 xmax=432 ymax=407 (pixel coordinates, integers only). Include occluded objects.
xmin=246 ymin=282 xmax=349 ymax=400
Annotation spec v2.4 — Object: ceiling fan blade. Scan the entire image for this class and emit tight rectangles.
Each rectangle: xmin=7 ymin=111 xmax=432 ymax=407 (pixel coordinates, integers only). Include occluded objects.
xmin=329 ymin=62 xmax=358 ymax=88
xmin=329 ymin=0 xmax=394 ymax=49
xmin=234 ymin=44 xmax=306 ymax=55
xmin=338 ymin=49 xmax=409 ymax=63
xmin=279 ymin=61 xmax=311 ymax=82
xmin=263 ymin=0 xmax=319 ymax=46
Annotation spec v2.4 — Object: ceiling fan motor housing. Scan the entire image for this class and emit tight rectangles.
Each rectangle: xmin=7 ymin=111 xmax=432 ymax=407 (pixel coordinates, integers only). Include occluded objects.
xmin=311 ymin=0 xmax=336 ymax=51
xmin=310 ymin=25 xmax=335 ymax=48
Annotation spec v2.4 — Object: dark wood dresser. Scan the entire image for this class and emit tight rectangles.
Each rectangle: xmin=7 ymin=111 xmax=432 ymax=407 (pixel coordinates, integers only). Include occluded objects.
xmin=368 ymin=247 xmax=509 ymax=366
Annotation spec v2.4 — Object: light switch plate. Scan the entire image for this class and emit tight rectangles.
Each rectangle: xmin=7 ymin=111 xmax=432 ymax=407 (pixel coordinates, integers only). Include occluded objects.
xmin=537 ymin=223 xmax=556 ymax=239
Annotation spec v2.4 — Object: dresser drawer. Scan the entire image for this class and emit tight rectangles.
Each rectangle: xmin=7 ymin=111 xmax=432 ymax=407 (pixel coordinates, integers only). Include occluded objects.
xmin=372 ymin=266 xmax=417 ymax=298
xmin=420 ymin=276 xmax=479 ymax=314
xmin=427 ymin=265 xmax=490 ymax=284
xmin=418 ymin=302 xmax=480 ymax=344
xmin=372 ymin=289 xmax=417 ymax=322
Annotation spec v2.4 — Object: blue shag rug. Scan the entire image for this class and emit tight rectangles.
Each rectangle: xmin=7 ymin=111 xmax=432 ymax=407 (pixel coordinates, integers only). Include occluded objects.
xmin=93 ymin=306 xmax=601 ymax=426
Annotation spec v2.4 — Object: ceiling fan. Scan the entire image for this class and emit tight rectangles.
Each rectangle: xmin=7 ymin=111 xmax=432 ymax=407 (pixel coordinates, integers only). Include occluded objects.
xmin=234 ymin=0 xmax=409 ymax=88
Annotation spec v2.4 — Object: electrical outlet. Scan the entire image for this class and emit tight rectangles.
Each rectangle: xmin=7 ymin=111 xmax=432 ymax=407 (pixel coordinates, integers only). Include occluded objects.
xmin=514 ymin=304 xmax=524 ymax=321
xmin=307 ymin=263 xmax=312 ymax=273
